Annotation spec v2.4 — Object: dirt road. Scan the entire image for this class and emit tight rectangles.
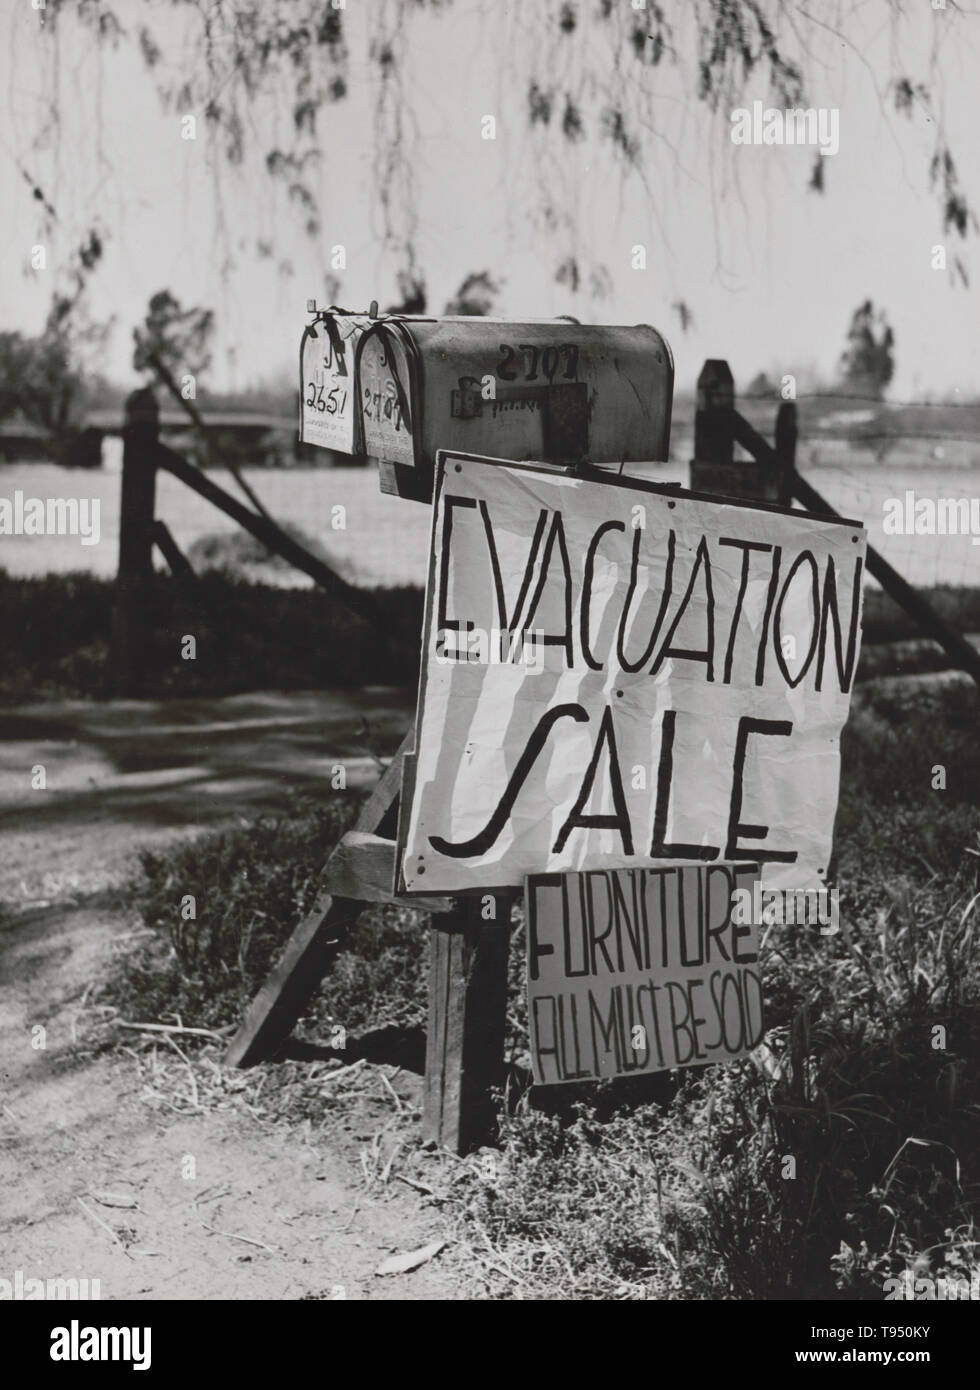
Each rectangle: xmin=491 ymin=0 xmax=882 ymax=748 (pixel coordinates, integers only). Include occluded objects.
xmin=0 ymin=691 xmax=460 ymax=1300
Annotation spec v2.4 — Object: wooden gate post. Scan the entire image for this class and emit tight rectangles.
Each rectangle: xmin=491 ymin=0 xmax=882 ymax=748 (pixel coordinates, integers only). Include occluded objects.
xmin=112 ymin=387 xmax=159 ymax=696
xmin=423 ymin=895 xmax=512 ymax=1153
xmin=774 ymin=399 xmax=797 ymax=505
xmin=693 ymin=358 xmax=735 ymax=469
xmin=691 ymin=360 xmax=790 ymax=504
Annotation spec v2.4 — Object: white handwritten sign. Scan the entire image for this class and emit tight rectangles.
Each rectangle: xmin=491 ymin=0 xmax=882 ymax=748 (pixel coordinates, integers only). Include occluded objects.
xmin=301 ymin=315 xmax=368 ymax=453
xmin=401 ymin=455 xmax=866 ymax=896
xmin=527 ymin=863 xmax=762 ymax=1084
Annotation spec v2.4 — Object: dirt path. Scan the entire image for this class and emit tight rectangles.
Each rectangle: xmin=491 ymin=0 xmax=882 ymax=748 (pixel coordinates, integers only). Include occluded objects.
xmin=0 ymin=687 xmax=413 ymax=903
xmin=0 ymin=692 xmax=461 ymax=1301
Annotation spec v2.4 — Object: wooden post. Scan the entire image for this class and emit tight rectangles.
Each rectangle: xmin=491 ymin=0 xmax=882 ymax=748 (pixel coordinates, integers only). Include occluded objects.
xmin=423 ymin=894 xmax=512 ymax=1153
xmin=693 ymin=358 xmax=735 ymax=468
xmin=774 ymin=400 xmax=797 ymax=506
xmin=691 ymin=360 xmax=785 ymax=503
xmin=112 ymin=387 xmax=159 ymax=696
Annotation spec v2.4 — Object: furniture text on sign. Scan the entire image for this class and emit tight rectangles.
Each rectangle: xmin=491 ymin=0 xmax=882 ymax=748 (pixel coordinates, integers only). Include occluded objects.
xmin=526 ymin=863 xmax=762 ymax=1084
xmin=400 ymin=455 xmax=866 ymax=896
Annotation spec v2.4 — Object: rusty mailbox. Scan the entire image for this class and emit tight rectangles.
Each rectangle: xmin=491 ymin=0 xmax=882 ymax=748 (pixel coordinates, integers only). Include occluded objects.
xmin=299 ymin=308 xmax=674 ymax=502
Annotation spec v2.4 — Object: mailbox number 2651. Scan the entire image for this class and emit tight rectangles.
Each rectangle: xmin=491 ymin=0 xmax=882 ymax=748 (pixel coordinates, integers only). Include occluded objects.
xmin=306 ymin=383 xmax=348 ymax=415
xmin=496 ymin=342 xmax=579 ymax=383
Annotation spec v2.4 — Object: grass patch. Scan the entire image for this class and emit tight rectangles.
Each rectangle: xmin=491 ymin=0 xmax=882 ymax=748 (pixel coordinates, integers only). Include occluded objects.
xmin=0 ymin=566 xmax=422 ymax=701
xmin=103 ymin=795 xmax=430 ymax=1041
xmin=102 ymin=680 xmax=980 ymax=1300
xmin=862 ymin=585 xmax=980 ymax=646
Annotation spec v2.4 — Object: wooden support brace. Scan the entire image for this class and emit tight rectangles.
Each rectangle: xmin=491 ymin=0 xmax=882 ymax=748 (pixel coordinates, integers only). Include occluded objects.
xmin=727 ymin=407 xmax=980 ymax=687
xmin=155 ymin=440 xmax=386 ymax=631
xmin=153 ymin=520 xmax=195 ymax=580
xmin=790 ymin=466 xmax=980 ymax=690
xmin=145 ymin=349 xmax=275 ymax=523
xmin=324 ymin=831 xmax=452 ymax=912
xmin=225 ymin=735 xmax=411 ymax=1068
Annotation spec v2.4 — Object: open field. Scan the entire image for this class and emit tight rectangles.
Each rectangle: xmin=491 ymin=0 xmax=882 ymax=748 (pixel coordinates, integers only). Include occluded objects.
xmin=1 ymin=439 xmax=978 ymax=591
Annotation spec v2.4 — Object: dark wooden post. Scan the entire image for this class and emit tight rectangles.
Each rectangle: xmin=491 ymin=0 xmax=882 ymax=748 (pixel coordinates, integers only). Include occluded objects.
xmin=774 ymin=400 xmax=797 ymax=506
xmin=691 ymin=360 xmax=786 ymax=504
xmin=693 ymin=358 xmax=735 ymax=469
xmin=112 ymin=387 xmax=159 ymax=696
xmin=423 ymin=895 xmax=512 ymax=1153
xmin=690 ymin=359 xmax=740 ymax=498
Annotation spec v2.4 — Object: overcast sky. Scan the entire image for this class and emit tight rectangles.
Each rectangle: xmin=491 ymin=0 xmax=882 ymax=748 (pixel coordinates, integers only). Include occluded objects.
xmin=2 ymin=0 xmax=978 ymax=399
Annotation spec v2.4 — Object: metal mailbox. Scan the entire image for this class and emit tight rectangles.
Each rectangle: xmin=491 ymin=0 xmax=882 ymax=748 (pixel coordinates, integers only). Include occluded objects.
xmin=300 ymin=310 xmax=674 ymax=502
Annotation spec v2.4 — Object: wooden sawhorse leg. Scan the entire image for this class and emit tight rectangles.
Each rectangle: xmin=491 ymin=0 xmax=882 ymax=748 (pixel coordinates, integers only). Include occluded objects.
xmin=225 ymin=735 xmax=411 ymax=1069
xmin=225 ymin=735 xmax=512 ymax=1155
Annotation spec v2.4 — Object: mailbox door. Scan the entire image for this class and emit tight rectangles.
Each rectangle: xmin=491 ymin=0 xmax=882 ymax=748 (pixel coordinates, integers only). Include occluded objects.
xmin=411 ymin=319 xmax=673 ymax=480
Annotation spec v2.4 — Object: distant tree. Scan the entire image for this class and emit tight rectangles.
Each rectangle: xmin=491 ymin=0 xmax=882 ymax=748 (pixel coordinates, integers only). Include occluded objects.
xmin=382 ymin=269 xmax=499 ymax=317
xmin=443 ymin=272 xmax=499 ymax=317
xmin=133 ymin=290 xmax=215 ymax=382
xmin=79 ymin=373 xmax=128 ymax=414
xmin=0 ymin=226 xmax=111 ymax=439
xmin=672 ymin=300 xmax=694 ymax=335
xmin=747 ymin=371 xmax=776 ymax=399
xmin=0 ymin=331 xmax=83 ymax=435
xmin=838 ymin=300 xmax=895 ymax=400
xmin=384 ymin=272 xmax=427 ymax=316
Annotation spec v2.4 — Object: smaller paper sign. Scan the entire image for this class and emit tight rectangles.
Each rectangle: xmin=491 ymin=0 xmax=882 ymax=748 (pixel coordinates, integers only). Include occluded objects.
xmin=301 ymin=316 xmax=367 ymax=453
xmin=526 ymin=862 xmax=763 ymax=1085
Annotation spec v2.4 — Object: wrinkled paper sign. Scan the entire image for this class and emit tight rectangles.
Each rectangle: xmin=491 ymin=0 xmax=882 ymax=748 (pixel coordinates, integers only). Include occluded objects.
xmin=401 ymin=455 xmax=866 ymax=896
xmin=526 ymin=863 xmax=763 ymax=1084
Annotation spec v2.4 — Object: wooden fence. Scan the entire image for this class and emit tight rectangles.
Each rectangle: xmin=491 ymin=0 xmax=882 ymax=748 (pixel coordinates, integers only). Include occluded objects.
xmin=110 ymin=383 xmax=384 ymax=696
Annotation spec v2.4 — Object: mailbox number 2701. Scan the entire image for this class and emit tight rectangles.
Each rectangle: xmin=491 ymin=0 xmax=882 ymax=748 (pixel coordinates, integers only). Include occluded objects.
xmin=496 ymin=342 xmax=579 ymax=383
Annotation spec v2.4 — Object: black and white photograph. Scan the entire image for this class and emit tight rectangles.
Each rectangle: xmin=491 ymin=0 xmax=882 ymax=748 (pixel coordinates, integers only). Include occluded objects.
xmin=0 ymin=0 xmax=977 ymax=1347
